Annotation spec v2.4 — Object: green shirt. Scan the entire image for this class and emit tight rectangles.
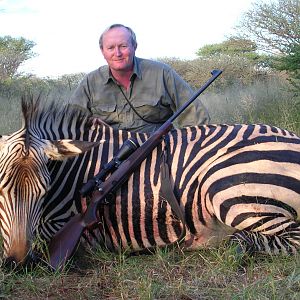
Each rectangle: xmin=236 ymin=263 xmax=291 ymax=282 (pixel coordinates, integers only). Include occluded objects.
xmin=69 ymin=57 xmax=210 ymax=133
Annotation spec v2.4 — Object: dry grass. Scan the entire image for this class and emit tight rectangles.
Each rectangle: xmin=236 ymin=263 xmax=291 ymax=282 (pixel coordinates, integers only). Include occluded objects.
xmin=1 ymin=243 xmax=300 ymax=299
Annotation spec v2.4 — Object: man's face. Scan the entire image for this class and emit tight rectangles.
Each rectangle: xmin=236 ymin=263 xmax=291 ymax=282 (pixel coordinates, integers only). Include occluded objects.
xmin=101 ymin=27 xmax=136 ymax=72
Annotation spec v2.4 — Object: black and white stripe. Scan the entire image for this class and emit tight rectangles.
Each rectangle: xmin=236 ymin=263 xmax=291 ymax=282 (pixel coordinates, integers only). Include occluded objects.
xmin=0 ymin=99 xmax=300 ymax=265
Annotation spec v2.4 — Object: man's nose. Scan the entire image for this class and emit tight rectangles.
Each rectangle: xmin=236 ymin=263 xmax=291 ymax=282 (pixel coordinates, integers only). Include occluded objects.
xmin=114 ymin=47 xmax=122 ymax=56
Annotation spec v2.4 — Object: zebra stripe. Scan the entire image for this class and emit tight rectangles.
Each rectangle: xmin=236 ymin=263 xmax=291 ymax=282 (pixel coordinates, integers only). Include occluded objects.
xmin=0 ymin=99 xmax=300 ymax=266
xmin=69 ymin=123 xmax=300 ymax=253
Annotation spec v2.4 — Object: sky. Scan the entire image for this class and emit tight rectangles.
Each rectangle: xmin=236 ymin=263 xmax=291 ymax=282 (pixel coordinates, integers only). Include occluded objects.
xmin=0 ymin=0 xmax=256 ymax=78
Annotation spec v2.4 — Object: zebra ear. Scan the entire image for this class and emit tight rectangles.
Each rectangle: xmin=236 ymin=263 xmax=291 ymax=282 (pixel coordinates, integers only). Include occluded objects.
xmin=0 ymin=135 xmax=8 ymax=151
xmin=44 ymin=139 xmax=104 ymax=160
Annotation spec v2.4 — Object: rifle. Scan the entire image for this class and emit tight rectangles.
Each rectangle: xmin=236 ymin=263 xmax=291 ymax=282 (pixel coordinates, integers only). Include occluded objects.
xmin=79 ymin=137 xmax=140 ymax=197
xmin=48 ymin=69 xmax=222 ymax=270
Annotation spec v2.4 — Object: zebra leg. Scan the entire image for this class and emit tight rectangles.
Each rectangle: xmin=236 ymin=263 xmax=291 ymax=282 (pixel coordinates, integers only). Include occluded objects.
xmin=230 ymin=220 xmax=300 ymax=255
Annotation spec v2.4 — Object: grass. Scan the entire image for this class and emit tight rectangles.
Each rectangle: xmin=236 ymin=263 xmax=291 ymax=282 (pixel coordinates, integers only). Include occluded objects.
xmin=203 ymin=76 xmax=300 ymax=135
xmin=0 ymin=96 xmax=22 ymax=135
xmin=1 ymin=243 xmax=300 ymax=299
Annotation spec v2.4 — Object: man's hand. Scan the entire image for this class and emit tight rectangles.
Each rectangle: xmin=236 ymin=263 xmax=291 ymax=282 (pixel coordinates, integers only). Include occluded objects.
xmin=90 ymin=117 xmax=109 ymax=126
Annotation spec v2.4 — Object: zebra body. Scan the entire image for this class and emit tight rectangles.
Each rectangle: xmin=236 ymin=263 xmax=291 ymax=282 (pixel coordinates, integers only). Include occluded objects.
xmin=0 ymin=99 xmax=300 ymax=266
xmin=78 ymin=123 xmax=300 ymax=254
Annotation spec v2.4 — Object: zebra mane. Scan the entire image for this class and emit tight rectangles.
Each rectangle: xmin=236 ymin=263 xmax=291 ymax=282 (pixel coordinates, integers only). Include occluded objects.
xmin=21 ymin=95 xmax=92 ymax=146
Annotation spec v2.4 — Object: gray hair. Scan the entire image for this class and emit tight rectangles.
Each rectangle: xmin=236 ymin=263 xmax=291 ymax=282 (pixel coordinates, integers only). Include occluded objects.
xmin=99 ymin=24 xmax=137 ymax=49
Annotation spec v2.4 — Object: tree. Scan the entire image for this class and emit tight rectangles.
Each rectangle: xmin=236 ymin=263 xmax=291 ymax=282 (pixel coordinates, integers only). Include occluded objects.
xmin=0 ymin=36 xmax=36 ymax=79
xmin=275 ymin=43 xmax=300 ymax=90
xmin=235 ymin=0 xmax=300 ymax=86
xmin=235 ymin=0 xmax=300 ymax=54
xmin=276 ymin=44 xmax=300 ymax=78
xmin=195 ymin=37 xmax=271 ymax=69
xmin=196 ymin=38 xmax=258 ymax=57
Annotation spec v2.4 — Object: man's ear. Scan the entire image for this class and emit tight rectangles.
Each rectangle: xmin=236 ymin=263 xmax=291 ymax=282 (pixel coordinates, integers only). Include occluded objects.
xmin=44 ymin=139 xmax=103 ymax=160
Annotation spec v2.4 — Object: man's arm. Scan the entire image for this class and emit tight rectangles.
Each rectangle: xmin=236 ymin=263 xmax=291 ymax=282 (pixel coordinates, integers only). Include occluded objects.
xmin=69 ymin=75 xmax=93 ymax=114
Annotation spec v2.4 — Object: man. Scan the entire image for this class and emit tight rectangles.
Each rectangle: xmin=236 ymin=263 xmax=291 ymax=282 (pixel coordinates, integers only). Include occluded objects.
xmin=69 ymin=24 xmax=210 ymax=133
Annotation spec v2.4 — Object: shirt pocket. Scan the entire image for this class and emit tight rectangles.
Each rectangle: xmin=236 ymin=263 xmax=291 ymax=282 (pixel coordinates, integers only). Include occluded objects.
xmin=133 ymin=98 xmax=171 ymax=122
xmin=91 ymin=102 xmax=118 ymax=123
xmin=92 ymin=101 xmax=116 ymax=113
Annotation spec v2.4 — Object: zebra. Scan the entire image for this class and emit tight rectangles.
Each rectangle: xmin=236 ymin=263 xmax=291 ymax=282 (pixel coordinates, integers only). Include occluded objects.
xmin=0 ymin=97 xmax=300 ymax=267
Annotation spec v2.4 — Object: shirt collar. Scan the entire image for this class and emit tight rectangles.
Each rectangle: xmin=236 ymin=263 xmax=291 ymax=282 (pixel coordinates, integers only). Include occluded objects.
xmin=132 ymin=56 xmax=142 ymax=80
xmin=104 ymin=56 xmax=142 ymax=84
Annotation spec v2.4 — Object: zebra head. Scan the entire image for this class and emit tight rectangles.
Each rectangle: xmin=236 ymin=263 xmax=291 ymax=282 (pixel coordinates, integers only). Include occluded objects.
xmin=0 ymin=98 xmax=97 ymax=267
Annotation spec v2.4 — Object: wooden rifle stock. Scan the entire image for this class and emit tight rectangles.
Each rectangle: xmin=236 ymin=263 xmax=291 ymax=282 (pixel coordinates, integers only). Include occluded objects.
xmin=48 ymin=69 xmax=222 ymax=270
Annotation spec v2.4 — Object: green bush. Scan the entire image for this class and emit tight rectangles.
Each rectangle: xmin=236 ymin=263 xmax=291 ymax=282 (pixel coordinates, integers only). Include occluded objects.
xmin=159 ymin=55 xmax=269 ymax=90
xmin=0 ymin=61 xmax=299 ymax=136
xmin=0 ymin=73 xmax=84 ymax=134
